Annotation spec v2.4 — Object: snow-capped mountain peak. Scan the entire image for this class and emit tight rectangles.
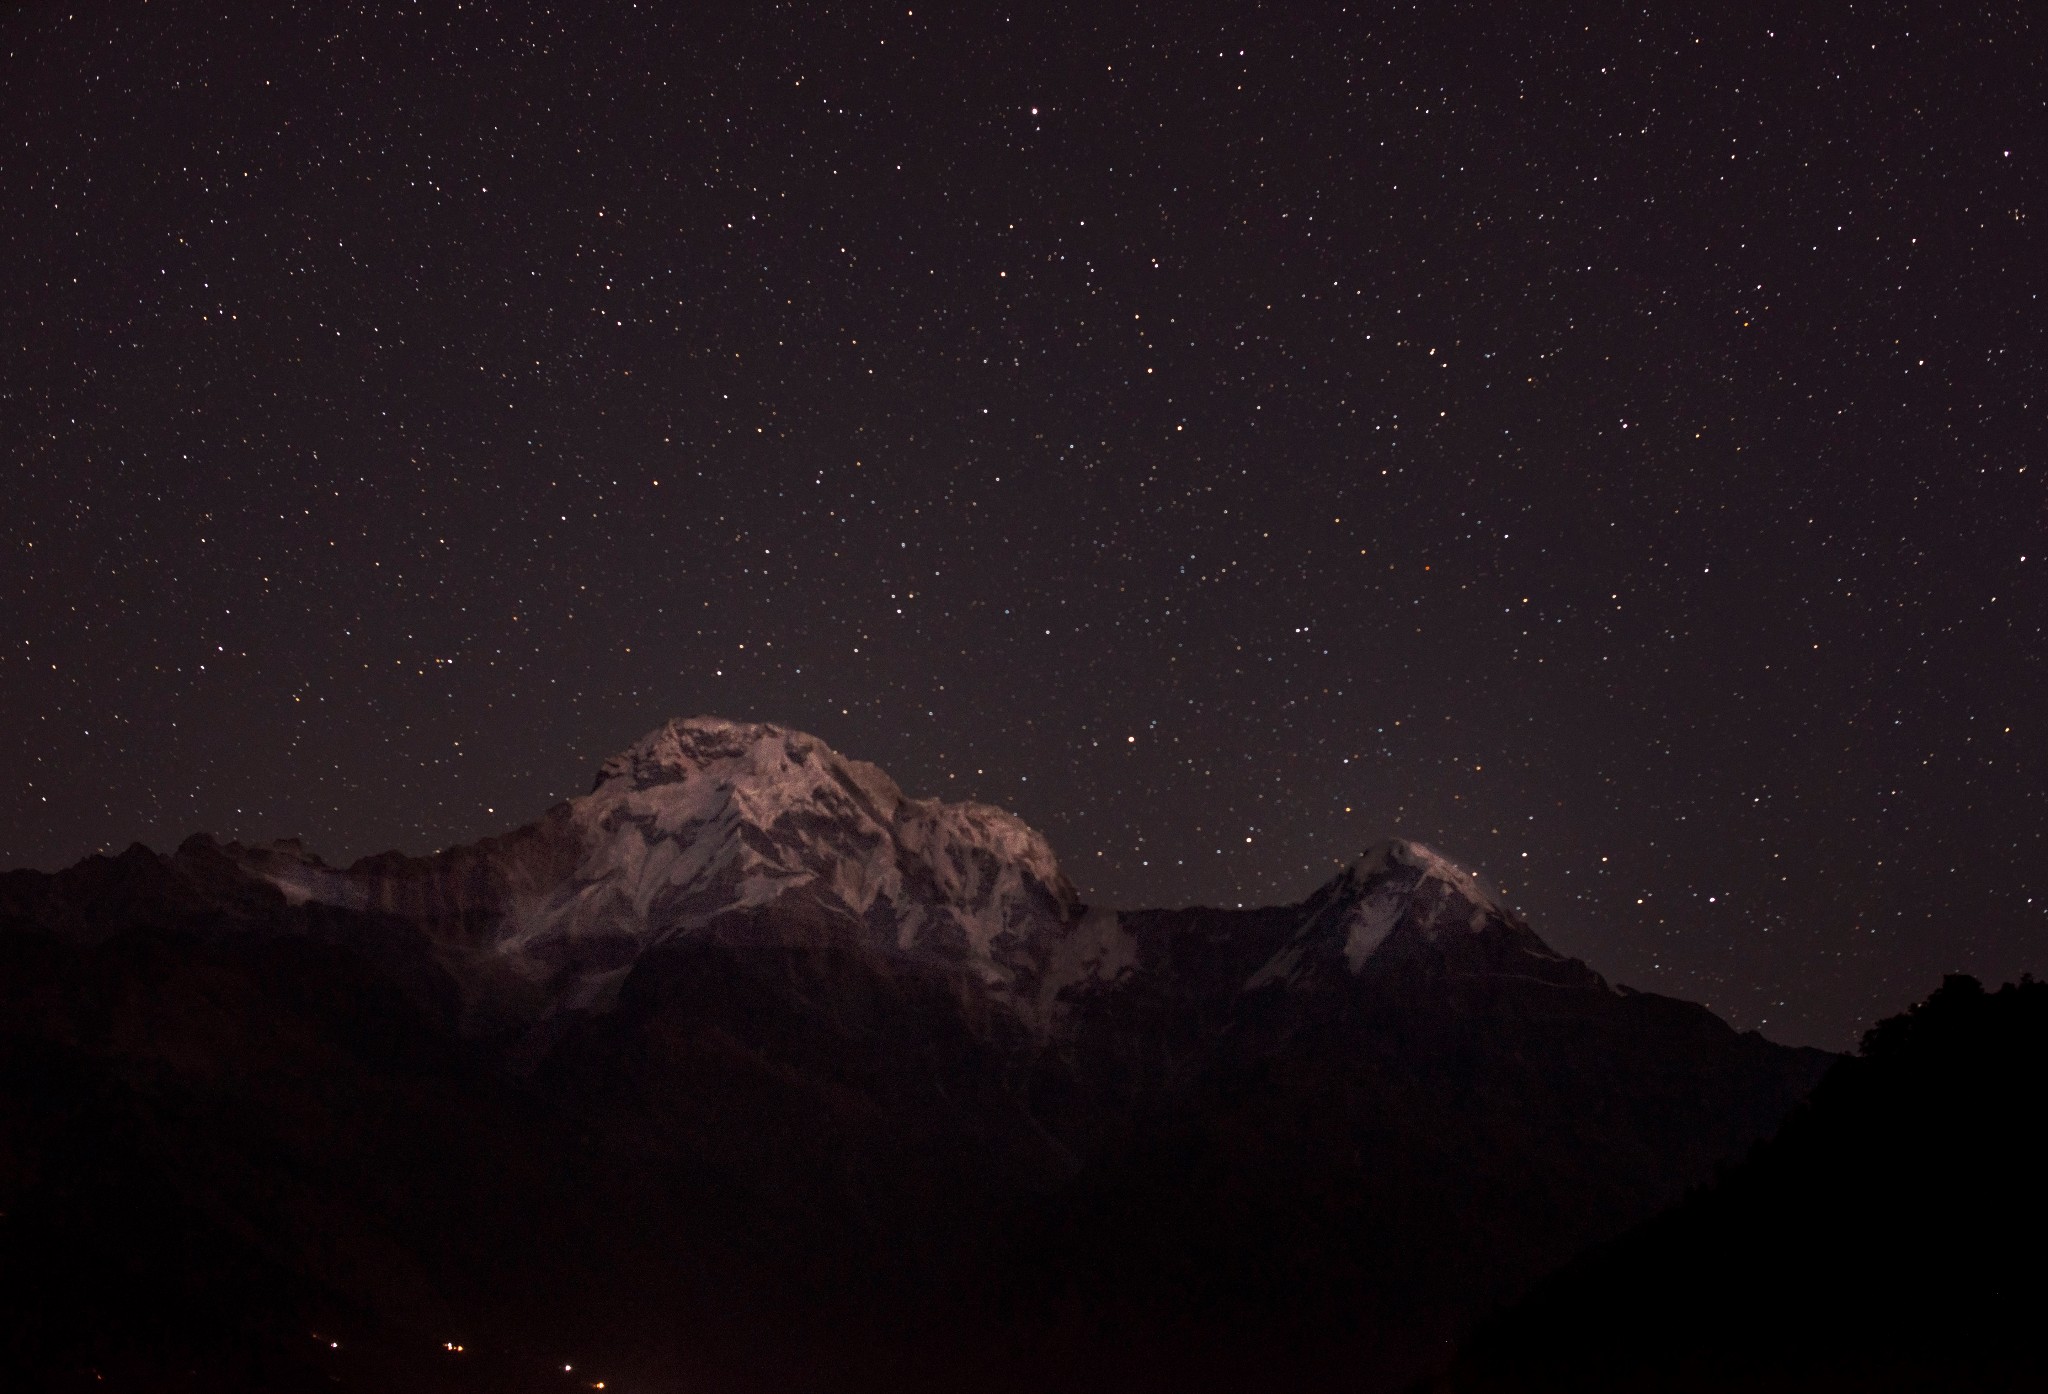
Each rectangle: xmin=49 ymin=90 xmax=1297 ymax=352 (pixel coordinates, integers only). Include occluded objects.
xmin=566 ymin=717 xmax=1075 ymax=948
xmin=584 ymin=717 xmax=1066 ymax=885
xmin=317 ymin=717 xmax=1085 ymax=1022
xmin=1350 ymin=837 xmax=1500 ymax=909
xmin=1246 ymin=837 xmax=1549 ymax=988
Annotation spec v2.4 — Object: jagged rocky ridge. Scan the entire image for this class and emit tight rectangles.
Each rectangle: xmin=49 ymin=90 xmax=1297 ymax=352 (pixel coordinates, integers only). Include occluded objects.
xmin=0 ymin=718 xmax=1833 ymax=1394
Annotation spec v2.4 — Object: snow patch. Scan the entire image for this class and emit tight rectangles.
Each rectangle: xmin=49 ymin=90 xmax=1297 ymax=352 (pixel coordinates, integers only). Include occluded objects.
xmin=260 ymin=866 xmax=364 ymax=911
xmin=1341 ymin=884 xmax=1407 ymax=970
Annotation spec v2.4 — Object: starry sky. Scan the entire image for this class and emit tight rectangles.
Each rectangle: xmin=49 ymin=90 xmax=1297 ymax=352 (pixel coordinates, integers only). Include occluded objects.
xmin=3 ymin=0 xmax=2043 ymax=1047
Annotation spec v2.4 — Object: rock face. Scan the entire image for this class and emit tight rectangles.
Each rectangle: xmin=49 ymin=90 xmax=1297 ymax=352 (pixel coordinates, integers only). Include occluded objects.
xmin=0 ymin=717 xmax=1834 ymax=1394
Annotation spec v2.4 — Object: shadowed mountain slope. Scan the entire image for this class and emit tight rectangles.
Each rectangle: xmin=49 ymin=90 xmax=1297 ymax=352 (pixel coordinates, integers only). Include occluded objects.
xmin=1439 ymin=973 xmax=2048 ymax=1394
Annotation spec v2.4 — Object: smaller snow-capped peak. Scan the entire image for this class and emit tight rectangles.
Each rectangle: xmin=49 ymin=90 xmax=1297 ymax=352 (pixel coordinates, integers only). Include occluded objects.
xmin=1334 ymin=838 xmax=1509 ymax=961
xmin=1247 ymin=838 xmax=1523 ymax=988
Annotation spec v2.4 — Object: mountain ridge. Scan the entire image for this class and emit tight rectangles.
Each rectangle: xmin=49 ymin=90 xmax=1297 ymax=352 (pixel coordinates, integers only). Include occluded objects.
xmin=0 ymin=716 xmax=1834 ymax=1393
xmin=133 ymin=716 xmax=1593 ymax=1042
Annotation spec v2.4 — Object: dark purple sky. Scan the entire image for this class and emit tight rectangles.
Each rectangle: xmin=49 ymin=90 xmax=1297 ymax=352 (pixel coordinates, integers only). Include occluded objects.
xmin=4 ymin=1 xmax=2043 ymax=1047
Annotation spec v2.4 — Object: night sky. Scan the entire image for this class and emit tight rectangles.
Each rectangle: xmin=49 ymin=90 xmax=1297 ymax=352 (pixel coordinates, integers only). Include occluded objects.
xmin=4 ymin=1 xmax=2043 ymax=1048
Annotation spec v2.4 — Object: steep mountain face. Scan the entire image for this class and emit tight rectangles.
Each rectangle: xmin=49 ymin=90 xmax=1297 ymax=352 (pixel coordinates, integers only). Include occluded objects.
xmin=0 ymin=718 xmax=1832 ymax=1394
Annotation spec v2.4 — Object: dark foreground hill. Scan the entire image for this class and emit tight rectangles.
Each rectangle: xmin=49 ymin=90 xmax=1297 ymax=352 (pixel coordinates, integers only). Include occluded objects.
xmin=0 ymin=717 xmax=1830 ymax=1393
xmin=1440 ymin=974 xmax=2048 ymax=1394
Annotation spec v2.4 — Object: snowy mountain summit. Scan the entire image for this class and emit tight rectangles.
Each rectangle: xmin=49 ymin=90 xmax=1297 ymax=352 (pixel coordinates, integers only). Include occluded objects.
xmin=552 ymin=716 xmax=1080 ymax=988
xmin=1247 ymin=835 xmax=1577 ymax=990
xmin=247 ymin=716 xmax=1083 ymax=1023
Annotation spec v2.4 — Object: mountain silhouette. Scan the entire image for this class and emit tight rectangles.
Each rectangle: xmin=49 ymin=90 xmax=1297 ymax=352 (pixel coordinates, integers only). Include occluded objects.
xmin=1439 ymin=973 xmax=2048 ymax=1393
